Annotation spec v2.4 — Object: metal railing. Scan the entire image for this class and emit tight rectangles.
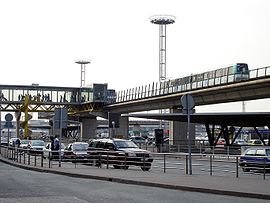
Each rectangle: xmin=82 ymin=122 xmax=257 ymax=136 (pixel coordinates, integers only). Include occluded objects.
xmin=1 ymin=145 xmax=269 ymax=180
xmin=116 ymin=66 xmax=270 ymax=103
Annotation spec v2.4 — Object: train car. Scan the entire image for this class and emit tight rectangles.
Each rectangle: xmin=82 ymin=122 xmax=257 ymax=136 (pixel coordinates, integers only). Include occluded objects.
xmin=167 ymin=63 xmax=249 ymax=92
xmin=189 ymin=63 xmax=249 ymax=86
xmin=203 ymin=63 xmax=249 ymax=82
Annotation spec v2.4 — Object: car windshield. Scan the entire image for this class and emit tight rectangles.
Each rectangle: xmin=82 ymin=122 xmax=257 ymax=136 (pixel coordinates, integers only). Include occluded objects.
xmin=21 ymin=140 xmax=30 ymax=144
xmin=32 ymin=141 xmax=44 ymax=146
xmin=73 ymin=143 xmax=88 ymax=151
xmin=114 ymin=140 xmax=139 ymax=149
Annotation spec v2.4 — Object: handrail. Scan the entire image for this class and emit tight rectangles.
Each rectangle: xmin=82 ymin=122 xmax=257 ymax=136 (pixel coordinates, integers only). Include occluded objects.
xmin=116 ymin=66 xmax=270 ymax=103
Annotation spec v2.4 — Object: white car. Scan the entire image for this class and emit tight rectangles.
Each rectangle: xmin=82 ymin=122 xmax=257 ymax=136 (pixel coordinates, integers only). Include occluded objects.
xmin=43 ymin=142 xmax=66 ymax=159
xmin=20 ymin=139 xmax=31 ymax=149
xmin=28 ymin=140 xmax=45 ymax=155
xmin=64 ymin=142 xmax=90 ymax=162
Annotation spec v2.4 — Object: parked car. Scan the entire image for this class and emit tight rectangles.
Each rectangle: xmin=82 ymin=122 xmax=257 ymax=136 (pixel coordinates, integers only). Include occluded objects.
xmin=64 ymin=142 xmax=90 ymax=162
xmin=19 ymin=139 xmax=31 ymax=149
xmin=247 ymin=139 xmax=264 ymax=146
xmin=129 ymin=136 xmax=146 ymax=145
xmin=89 ymin=138 xmax=153 ymax=171
xmin=233 ymin=139 xmax=247 ymax=146
xmin=43 ymin=142 xmax=66 ymax=159
xmin=216 ymin=138 xmax=225 ymax=145
xmin=27 ymin=140 xmax=45 ymax=155
xmin=239 ymin=147 xmax=270 ymax=172
xmin=9 ymin=138 xmax=20 ymax=147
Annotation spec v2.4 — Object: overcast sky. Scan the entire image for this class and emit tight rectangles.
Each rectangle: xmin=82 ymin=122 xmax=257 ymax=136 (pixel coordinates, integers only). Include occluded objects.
xmin=1 ymin=0 xmax=270 ymax=112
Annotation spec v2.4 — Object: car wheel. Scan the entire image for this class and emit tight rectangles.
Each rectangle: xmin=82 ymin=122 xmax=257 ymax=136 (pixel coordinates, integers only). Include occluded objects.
xmin=141 ymin=164 xmax=151 ymax=171
xmin=242 ymin=164 xmax=250 ymax=172
xmin=113 ymin=165 xmax=120 ymax=169
xmin=113 ymin=165 xmax=129 ymax=170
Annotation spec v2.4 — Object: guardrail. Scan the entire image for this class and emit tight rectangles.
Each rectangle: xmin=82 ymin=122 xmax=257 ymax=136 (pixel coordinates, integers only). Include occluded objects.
xmin=116 ymin=66 xmax=270 ymax=102
xmin=0 ymin=145 xmax=268 ymax=180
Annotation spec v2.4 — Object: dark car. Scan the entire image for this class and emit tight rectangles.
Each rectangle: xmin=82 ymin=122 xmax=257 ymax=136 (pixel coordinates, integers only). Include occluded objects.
xmin=239 ymin=147 xmax=270 ymax=172
xmin=88 ymin=138 xmax=153 ymax=171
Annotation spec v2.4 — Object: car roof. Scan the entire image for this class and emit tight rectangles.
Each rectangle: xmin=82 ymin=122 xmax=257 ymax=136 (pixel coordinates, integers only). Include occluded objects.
xmin=72 ymin=142 xmax=88 ymax=144
xmin=90 ymin=138 xmax=131 ymax=143
xmin=245 ymin=146 xmax=270 ymax=150
xmin=31 ymin=140 xmax=44 ymax=142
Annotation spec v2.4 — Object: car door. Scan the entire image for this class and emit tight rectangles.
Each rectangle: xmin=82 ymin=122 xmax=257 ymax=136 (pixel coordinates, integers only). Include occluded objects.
xmin=255 ymin=149 xmax=266 ymax=167
xmin=244 ymin=149 xmax=257 ymax=166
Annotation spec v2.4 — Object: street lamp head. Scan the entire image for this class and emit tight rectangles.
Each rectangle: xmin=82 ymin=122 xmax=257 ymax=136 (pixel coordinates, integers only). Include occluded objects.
xmin=150 ymin=15 xmax=176 ymax=25
xmin=75 ymin=59 xmax=91 ymax=64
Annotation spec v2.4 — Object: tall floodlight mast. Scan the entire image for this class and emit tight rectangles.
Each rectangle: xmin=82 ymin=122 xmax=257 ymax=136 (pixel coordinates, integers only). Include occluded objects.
xmin=150 ymin=15 xmax=176 ymax=83
xmin=75 ymin=59 xmax=91 ymax=87
xmin=150 ymin=15 xmax=176 ymax=129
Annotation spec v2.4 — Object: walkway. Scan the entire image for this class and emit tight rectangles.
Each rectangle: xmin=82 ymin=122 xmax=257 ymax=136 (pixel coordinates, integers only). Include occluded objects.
xmin=0 ymin=156 xmax=269 ymax=200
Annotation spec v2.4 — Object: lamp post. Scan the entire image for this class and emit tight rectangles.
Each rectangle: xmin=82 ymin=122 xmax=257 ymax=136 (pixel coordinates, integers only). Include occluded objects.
xmin=112 ymin=121 xmax=115 ymax=139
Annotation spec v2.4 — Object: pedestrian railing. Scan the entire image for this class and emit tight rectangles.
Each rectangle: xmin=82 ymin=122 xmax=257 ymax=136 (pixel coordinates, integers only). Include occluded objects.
xmin=0 ymin=145 xmax=268 ymax=180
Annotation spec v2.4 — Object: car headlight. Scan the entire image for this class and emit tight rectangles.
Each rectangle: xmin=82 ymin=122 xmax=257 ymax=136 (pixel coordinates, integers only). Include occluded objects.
xmin=128 ymin=152 xmax=137 ymax=157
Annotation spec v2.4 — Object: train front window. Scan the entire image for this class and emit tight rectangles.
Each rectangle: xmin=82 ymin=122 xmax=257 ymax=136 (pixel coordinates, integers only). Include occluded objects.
xmin=237 ymin=64 xmax=249 ymax=73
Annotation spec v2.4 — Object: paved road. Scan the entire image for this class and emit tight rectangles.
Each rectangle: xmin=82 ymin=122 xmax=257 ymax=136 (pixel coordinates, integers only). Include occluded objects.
xmin=0 ymin=161 xmax=269 ymax=203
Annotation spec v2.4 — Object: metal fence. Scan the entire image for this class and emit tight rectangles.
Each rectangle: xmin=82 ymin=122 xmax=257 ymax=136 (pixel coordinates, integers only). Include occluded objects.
xmin=116 ymin=66 xmax=270 ymax=102
xmin=1 ymin=145 xmax=269 ymax=180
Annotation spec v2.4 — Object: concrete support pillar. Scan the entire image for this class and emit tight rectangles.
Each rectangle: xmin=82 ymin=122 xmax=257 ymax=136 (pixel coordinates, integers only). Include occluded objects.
xmin=169 ymin=108 xmax=195 ymax=146
xmin=115 ymin=116 xmax=129 ymax=139
xmin=81 ymin=117 xmax=97 ymax=141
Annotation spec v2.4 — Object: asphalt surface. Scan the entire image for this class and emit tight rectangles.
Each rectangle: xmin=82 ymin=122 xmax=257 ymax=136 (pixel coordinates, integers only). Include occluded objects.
xmin=0 ymin=156 xmax=269 ymax=200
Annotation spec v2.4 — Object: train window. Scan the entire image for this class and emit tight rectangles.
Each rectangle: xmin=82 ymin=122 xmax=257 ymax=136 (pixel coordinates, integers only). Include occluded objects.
xmin=191 ymin=75 xmax=196 ymax=82
xmin=209 ymin=71 xmax=215 ymax=79
xmin=222 ymin=68 xmax=228 ymax=76
xmin=215 ymin=69 xmax=222 ymax=77
xmin=228 ymin=66 xmax=233 ymax=75
xmin=237 ymin=63 xmax=249 ymax=73
xmin=197 ymin=74 xmax=204 ymax=81
xmin=203 ymin=72 xmax=208 ymax=79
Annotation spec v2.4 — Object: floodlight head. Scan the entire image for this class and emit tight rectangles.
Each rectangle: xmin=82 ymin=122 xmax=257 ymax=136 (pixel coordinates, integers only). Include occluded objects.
xmin=75 ymin=59 xmax=91 ymax=65
xmin=150 ymin=15 xmax=176 ymax=25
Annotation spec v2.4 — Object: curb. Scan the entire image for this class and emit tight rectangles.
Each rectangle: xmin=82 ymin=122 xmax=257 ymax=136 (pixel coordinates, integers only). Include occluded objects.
xmin=1 ymin=157 xmax=269 ymax=200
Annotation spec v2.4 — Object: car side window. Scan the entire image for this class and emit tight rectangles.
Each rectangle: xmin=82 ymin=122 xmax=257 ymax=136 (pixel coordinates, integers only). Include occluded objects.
xmin=96 ymin=142 xmax=105 ymax=149
xmin=68 ymin=145 xmax=72 ymax=150
xmin=256 ymin=149 xmax=265 ymax=156
xmin=104 ymin=143 xmax=115 ymax=150
xmin=245 ymin=149 xmax=256 ymax=156
xmin=89 ymin=141 xmax=96 ymax=147
xmin=266 ymin=149 xmax=270 ymax=156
